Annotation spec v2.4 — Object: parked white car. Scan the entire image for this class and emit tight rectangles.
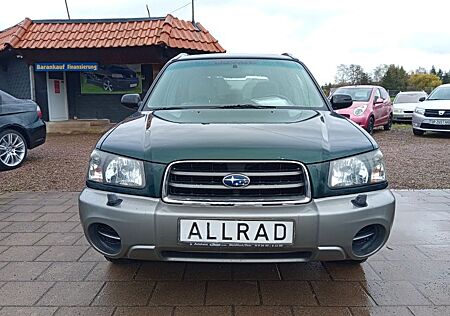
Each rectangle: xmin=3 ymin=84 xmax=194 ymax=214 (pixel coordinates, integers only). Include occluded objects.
xmin=393 ymin=91 xmax=427 ymax=122
xmin=412 ymin=84 xmax=450 ymax=135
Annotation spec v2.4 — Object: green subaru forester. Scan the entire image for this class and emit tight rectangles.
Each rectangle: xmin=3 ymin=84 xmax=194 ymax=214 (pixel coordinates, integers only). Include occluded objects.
xmin=79 ymin=53 xmax=395 ymax=264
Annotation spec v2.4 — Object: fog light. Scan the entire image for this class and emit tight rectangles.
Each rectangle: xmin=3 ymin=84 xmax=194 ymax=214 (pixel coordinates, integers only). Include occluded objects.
xmin=88 ymin=223 xmax=121 ymax=255
xmin=352 ymin=224 xmax=385 ymax=257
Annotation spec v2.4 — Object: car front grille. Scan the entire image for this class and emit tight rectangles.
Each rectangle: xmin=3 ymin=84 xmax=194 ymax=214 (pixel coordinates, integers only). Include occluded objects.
xmin=420 ymin=123 xmax=450 ymax=130
xmin=424 ymin=109 xmax=450 ymax=117
xmin=162 ymin=160 xmax=310 ymax=205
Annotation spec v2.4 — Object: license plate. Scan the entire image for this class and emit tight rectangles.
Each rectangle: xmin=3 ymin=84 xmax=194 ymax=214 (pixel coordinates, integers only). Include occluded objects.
xmin=130 ymin=83 xmax=137 ymax=87
xmin=430 ymin=119 xmax=450 ymax=125
xmin=179 ymin=219 xmax=294 ymax=246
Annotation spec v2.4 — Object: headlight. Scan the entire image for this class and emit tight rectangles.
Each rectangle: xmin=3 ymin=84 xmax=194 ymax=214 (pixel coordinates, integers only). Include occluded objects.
xmin=415 ymin=107 xmax=425 ymax=115
xmin=329 ymin=150 xmax=386 ymax=188
xmin=353 ymin=105 xmax=367 ymax=116
xmin=88 ymin=149 xmax=145 ymax=188
xmin=394 ymin=108 xmax=402 ymax=113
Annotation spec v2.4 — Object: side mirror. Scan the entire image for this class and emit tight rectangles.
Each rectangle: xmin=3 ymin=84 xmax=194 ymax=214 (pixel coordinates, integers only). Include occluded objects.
xmin=419 ymin=96 xmax=426 ymax=102
xmin=330 ymin=94 xmax=353 ymax=110
xmin=121 ymin=94 xmax=141 ymax=110
xmin=374 ymin=97 xmax=384 ymax=104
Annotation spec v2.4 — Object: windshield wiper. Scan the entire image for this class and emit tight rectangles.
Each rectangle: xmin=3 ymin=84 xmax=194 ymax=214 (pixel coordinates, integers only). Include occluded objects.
xmin=214 ymin=104 xmax=277 ymax=109
xmin=149 ymin=104 xmax=278 ymax=111
xmin=149 ymin=106 xmax=187 ymax=111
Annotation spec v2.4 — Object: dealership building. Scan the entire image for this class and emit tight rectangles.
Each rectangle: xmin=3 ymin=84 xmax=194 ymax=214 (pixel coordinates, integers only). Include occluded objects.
xmin=0 ymin=15 xmax=224 ymax=122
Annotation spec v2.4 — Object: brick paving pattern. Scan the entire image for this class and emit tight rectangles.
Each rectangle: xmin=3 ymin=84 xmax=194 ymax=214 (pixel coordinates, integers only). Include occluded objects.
xmin=0 ymin=190 xmax=449 ymax=315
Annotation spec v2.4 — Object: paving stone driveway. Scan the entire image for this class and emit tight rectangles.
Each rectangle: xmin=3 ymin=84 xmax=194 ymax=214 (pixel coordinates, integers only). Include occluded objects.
xmin=0 ymin=190 xmax=449 ymax=316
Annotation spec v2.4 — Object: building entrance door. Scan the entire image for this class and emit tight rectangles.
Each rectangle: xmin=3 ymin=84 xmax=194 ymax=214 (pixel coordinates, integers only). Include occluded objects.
xmin=47 ymin=72 xmax=68 ymax=121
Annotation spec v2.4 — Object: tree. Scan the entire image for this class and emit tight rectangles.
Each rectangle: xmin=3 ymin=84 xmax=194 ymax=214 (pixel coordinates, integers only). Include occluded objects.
xmin=430 ymin=65 xmax=437 ymax=75
xmin=335 ymin=64 xmax=371 ymax=85
xmin=372 ymin=64 xmax=388 ymax=83
xmin=407 ymin=74 xmax=442 ymax=93
xmin=442 ymin=71 xmax=450 ymax=84
xmin=381 ymin=65 xmax=409 ymax=91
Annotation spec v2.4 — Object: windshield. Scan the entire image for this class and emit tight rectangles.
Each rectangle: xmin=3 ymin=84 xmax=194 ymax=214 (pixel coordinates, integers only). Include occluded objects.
xmin=394 ymin=93 xmax=426 ymax=104
xmin=333 ymin=87 xmax=372 ymax=102
xmin=428 ymin=86 xmax=450 ymax=100
xmin=144 ymin=59 xmax=326 ymax=110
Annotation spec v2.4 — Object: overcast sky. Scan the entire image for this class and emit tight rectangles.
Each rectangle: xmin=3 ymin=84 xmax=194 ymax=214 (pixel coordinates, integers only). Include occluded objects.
xmin=1 ymin=0 xmax=450 ymax=84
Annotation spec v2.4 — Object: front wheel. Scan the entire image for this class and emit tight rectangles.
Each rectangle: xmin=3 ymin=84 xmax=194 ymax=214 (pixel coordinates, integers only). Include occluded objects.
xmin=366 ymin=116 xmax=375 ymax=134
xmin=103 ymin=78 xmax=113 ymax=92
xmin=383 ymin=115 xmax=393 ymax=131
xmin=413 ymin=129 xmax=425 ymax=136
xmin=0 ymin=129 xmax=28 ymax=171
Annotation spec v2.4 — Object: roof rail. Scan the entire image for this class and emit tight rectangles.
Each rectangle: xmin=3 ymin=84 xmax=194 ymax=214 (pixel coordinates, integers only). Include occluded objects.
xmin=171 ymin=53 xmax=189 ymax=61
xmin=281 ymin=53 xmax=298 ymax=61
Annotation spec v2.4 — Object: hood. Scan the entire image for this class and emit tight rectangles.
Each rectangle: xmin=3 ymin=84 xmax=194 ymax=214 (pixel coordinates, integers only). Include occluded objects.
xmin=393 ymin=102 xmax=420 ymax=111
xmin=419 ymin=100 xmax=450 ymax=109
xmin=99 ymin=109 xmax=376 ymax=164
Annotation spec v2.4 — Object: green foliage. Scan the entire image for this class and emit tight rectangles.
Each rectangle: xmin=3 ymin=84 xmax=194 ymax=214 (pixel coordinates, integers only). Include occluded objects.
xmin=407 ymin=74 xmax=442 ymax=93
xmin=333 ymin=63 xmax=450 ymax=91
xmin=380 ymin=65 xmax=409 ymax=91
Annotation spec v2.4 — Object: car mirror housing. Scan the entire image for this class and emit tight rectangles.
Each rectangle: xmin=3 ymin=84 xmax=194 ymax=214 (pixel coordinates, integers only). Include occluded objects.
xmin=330 ymin=94 xmax=353 ymax=110
xmin=374 ymin=97 xmax=384 ymax=104
xmin=121 ymin=94 xmax=141 ymax=110
xmin=419 ymin=96 xmax=426 ymax=102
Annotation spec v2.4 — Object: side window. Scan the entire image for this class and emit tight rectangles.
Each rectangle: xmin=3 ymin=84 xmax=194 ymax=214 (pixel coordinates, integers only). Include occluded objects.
xmin=380 ymin=88 xmax=389 ymax=100
xmin=374 ymin=88 xmax=381 ymax=100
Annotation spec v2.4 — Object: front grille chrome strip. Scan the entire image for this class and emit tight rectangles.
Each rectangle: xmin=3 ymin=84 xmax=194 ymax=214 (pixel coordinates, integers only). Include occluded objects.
xmin=168 ymin=182 xmax=305 ymax=189
xmin=170 ymin=170 xmax=303 ymax=177
xmin=162 ymin=160 xmax=311 ymax=206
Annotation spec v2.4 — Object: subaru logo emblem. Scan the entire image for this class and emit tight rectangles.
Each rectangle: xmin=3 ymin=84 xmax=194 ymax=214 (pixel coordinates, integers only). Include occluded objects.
xmin=222 ymin=174 xmax=250 ymax=188
xmin=439 ymin=110 xmax=445 ymax=116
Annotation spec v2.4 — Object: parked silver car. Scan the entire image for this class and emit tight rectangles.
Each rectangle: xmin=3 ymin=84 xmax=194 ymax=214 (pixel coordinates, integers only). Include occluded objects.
xmin=393 ymin=91 xmax=427 ymax=122
xmin=412 ymin=84 xmax=450 ymax=135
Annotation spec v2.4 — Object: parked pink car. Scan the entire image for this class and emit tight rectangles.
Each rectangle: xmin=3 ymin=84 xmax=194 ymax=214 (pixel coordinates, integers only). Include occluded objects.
xmin=332 ymin=85 xmax=393 ymax=134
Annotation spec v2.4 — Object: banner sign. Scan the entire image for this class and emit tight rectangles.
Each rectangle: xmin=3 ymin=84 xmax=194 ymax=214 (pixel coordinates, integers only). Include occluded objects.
xmin=35 ymin=62 xmax=98 ymax=72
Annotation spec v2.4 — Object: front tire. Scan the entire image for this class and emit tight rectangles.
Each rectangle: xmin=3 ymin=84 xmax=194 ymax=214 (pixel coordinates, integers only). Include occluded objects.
xmin=0 ymin=129 xmax=28 ymax=171
xmin=413 ymin=129 xmax=425 ymax=136
xmin=383 ymin=115 xmax=393 ymax=131
xmin=103 ymin=78 xmax=113 ymax=92
xmin=366 ymin=116 xmax=375 ymax=134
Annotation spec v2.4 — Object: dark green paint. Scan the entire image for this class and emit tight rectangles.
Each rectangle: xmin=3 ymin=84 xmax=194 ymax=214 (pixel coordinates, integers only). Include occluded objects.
xmin=100 ymin=109 xmax=376 ymax=165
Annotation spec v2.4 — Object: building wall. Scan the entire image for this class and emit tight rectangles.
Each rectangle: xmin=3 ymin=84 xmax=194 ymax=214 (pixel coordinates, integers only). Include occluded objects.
xmin=66 ymin=64 xmax=154 ymax=123
xmin=0 ymin=57 xmax=31 ymax=99
xmin=34 ymin=72 xmax=49 ymax=121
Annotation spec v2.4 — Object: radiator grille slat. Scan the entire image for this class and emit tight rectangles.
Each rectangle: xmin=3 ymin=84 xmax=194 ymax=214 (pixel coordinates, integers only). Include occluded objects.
xmin=163 ymin=161 xmax=310 ymax=205
xmin=424 ymin=109 xmax=450 ymax=117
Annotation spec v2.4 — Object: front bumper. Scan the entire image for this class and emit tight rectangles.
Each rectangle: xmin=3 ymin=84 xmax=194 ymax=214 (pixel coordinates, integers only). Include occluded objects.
xmin=393 ymin=112 xmax=413 ymax=121
xmin=412 ymin=113 xmax=450 ymax=132
xmin=338 ymin=112 xmax=369 ymax=129
xmin=79 ymin=188 xmax=395 ymax=263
